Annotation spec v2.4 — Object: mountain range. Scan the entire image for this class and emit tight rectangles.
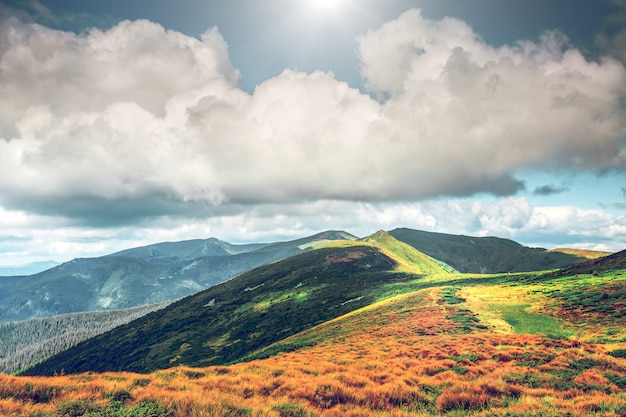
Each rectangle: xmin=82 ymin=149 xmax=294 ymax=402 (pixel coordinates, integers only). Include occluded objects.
xmin=387 ymin=228 xmax=587 ymax=273
xmin=22 ymin=230 xmax=614 ymax=376
xmin=21 ymin=231 xmax=454 ymax=374
xmin=0 ymin=231 xmax=355 ymax=322
xmin=0 ymin=227 xmax=594 ymax=376
xmin=5 ymin=229 xmax=626 ymax=417
xmin=0 ymin=229 xmax=589 ymax=324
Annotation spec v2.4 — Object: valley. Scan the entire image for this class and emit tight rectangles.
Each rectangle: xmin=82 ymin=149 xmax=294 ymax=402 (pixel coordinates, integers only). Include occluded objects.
xmin=0 ymin=229 xmax=624 ymax=416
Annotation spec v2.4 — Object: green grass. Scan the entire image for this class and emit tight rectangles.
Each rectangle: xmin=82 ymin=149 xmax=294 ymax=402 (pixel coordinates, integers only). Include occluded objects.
xmin=333 ymin=230 xmax=454 ymax=276
xmin=238 ymin=341 xmax=317 ymax=363
xmin=22 ymin=233 xmax=624 ymax=377
xmin=494 ymin=303 xmax=573 ymax=338
xmin=252 ymin=288 xmax=319 ymax=312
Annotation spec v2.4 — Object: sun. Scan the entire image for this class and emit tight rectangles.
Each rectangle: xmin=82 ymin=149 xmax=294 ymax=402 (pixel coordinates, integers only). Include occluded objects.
xmin=308 ymin=0 xmax=345 ymax=13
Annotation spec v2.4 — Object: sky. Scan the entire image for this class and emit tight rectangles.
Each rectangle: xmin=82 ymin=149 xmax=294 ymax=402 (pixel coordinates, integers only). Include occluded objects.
xmin=0 ymin=0 xmax=625 ymax=266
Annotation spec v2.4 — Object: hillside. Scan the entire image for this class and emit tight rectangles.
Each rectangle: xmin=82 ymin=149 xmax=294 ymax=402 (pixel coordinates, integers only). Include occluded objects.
xmin=22 ymin=233 xmax=450 ymax=375
xmin=0 ymin=301 xmax=173 ymax=375
xmin=0 ymin=231 xmax=356 ymax=322
xmin=1 ymin=228 xmax=581 ymax=322
xmin=550 ymin=247 xmax=612 ymax=259
xmin=389 ymin=227 xmax=587 ymax=273
xmin=5 ymin=246 xmax=626 ymax=416
xmin=546 ymin=248 xmax=626 ymax=278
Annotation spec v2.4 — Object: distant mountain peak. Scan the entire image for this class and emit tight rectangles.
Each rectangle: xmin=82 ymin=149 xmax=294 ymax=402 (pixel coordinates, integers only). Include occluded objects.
xmin=309 ymin=230 xmax=358 ymax=241
xmin=0 ymin=231 xmax=358 ymax=323
xmin=361 ymin=230 xmax=393 ymax=242
xmin=359 ymin=230 xmax=453 ymax=275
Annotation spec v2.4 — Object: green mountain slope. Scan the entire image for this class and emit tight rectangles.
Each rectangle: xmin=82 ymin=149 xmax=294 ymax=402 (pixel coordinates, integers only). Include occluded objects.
xmin=247 ymin=248 xmax=626 ymax=364
xmin=360 ymin=230 xmax=457 ymax=274
xmin=8 ymin=240 xmax=626 ymax=417
xmin=0 ymin=231 xmax=356 ymax=322
xmin=389 ymin=227 xmax=587 ymax=273
xmin=22 ymin=234 xmax=446 ymax=375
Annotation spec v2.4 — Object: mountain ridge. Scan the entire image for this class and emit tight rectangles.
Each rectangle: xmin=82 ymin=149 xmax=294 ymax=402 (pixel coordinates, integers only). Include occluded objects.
xmin=107 ymin=237 xmax=269 ymax=263
xmin=8 ymin=233 xmax=626 ymax=417
xmin=22 ymin=234 xmax=442 ymax=375
xmin=0 ymin=231 xmax=357 ymax=322
xmin=0 ymin=228 xmax=592 ymax=323
xmin=544 ymin=248 xmax=626 ymax=278
xmin=388 ymin=227 xmax=588 ymax=273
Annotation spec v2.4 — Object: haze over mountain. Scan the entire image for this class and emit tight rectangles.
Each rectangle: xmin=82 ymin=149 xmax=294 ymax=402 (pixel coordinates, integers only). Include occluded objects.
xmin=0 ymin=231 xmax=355 ymax=322
xmin=0 ymin=261 xmax=60 ymax=277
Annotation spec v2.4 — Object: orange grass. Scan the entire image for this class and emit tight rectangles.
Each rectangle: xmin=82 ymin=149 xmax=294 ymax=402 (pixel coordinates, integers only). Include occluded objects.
xmin=2 ymin=288 xmax=626 ymax=416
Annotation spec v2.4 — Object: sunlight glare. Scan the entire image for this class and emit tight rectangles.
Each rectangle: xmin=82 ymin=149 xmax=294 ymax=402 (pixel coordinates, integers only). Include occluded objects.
xmin=309 ymin=0 xmax=345 ymax=13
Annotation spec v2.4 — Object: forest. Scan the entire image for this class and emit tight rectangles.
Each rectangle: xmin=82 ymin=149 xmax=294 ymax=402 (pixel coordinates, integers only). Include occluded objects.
xmin=0 ymin=301 xmax=172 ymax=374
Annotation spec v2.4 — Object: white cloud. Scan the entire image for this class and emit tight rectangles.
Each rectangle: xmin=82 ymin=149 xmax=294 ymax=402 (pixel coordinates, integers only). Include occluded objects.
xmin=0 ymin=9 xmax=625 ymax=259
xmin=2 ymin=198 xmax=624 ymax=266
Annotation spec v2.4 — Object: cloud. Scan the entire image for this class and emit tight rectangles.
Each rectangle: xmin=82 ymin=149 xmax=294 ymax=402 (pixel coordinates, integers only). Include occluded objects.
xmin=1 ymin=10 xmax=626 ymax=226
xmin=356 ymin=197 xmax=626 ymax=251
xmin=2 ymin=197 xmax=624 ymax=265
xmin=533 ymin=185 xmax=569 ymax=196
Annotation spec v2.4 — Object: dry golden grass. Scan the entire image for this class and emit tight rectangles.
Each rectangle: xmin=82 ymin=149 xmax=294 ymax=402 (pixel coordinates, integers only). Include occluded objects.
xmin=2 ymin=287 xmax=626 ymax=416
xmin=550 ymin=248 xmax=612 ymax=259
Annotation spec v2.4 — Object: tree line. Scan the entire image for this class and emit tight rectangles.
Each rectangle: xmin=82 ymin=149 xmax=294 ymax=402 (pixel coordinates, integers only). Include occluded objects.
xmin=0 ymin=301 xmax=173 ymax=374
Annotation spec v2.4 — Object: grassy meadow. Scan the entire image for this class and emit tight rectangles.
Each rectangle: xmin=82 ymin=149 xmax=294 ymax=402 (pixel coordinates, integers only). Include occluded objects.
xmin=1 ymin=238 xmax=625 ymax=416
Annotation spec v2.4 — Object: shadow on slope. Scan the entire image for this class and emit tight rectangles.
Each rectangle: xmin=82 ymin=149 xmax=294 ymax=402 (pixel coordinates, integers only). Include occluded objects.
xmin=389 ymin=228 xmax=586 ymax=273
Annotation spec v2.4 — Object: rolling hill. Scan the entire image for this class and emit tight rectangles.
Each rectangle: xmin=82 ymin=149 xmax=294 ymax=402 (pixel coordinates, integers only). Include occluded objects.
xmin=550 ymin=247 xmax=612 ymax=259
xmin=0 ymin=231 xmax=356 ymax=322
xmin=547 ymin=248 xmax=626 ymax=277
xmin=5 ymin=235 xmax=626 ymax=417
xmin=389 ymin=227 xmax=588 ymax=273
xmin=22 ymin=231 xmax=452 ymax=375
xmin=0 ymin=228 xmax=586 ymax=323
